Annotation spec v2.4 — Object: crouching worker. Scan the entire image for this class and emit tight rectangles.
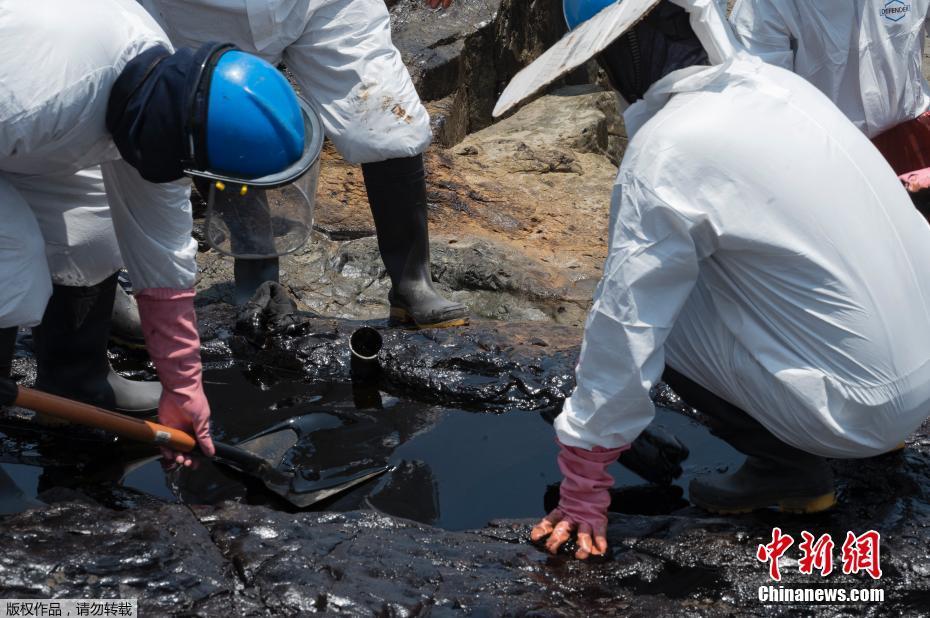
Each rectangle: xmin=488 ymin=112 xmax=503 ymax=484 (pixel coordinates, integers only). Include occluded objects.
xmin=494 ymin=0 xmax=930 ymax=560
xmin=0 ymin=0 xmax=321 ymax=465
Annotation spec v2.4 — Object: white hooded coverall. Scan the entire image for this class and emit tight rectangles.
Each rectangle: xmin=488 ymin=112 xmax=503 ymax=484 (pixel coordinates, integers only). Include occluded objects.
xmin=729 ymin=0 xmax=930 ymax=139
xmin=0 ymin=0 xmax=197 ymax=328
xmin=556 ymin=2 xmax=930 ymax=459
xmin=140 ymin=0 xmax=432 ymax=165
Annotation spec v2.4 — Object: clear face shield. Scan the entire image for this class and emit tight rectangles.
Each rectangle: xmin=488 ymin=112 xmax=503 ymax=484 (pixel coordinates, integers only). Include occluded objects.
xmin=189 ymin=97 xmax=324 ymax=259
xmin=202 ymin=161 xmax=320 ymax=258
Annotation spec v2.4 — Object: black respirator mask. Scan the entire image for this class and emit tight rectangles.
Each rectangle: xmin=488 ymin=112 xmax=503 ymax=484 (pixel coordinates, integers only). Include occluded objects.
xmin=597 ymin=1 xmax=709 ymax=104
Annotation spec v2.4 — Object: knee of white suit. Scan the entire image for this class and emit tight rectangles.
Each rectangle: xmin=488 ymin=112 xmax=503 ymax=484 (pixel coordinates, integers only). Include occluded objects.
xmin=325 ymin=95 xmax=433 ymax=165
xmin=10 ymin=167 xmax=123 ymax=288
xmin=283 ymin=0 xmax=434 ymax=165
xmin=0 ymin=213 xmax=53 ymax=329
xmin=1 ymin=265 xmax=53 ymax=329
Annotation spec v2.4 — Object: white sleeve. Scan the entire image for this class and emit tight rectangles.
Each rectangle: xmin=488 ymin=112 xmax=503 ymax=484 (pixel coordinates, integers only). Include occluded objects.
xmin=729 ymin=0 xmax=795 ymax=71
xmin=554 ymin=175 xmax=701 ymax=450
xmin=100 ymin=159 xmax=198 ymax=290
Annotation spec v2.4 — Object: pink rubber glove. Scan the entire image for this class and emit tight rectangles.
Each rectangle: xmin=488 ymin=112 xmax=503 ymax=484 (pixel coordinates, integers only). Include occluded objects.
xmin=136 ymin=288 xmax=214 ymax=466
xmin=899 ymin=167 xmax=930 ymax=193
xmin=531 ymin=439 xmax=628 ymax=559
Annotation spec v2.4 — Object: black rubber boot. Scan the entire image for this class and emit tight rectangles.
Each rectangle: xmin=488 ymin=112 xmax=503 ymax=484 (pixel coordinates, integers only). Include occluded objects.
xmin=109 ymin=282 xmax=146 ymax=349
xmin=32 ymin=274 xmax=161 ymax=417
xmin=663 ymin=368 xmax=836 ymax=514
xmin=0 ymin=327 xmax=15 ymax=380
xmin=233 ymin=257 xmax=280 ymax=305
xmin=688 ymin=455 xmax=835 ymax=514
xmin=0 ymin=327 xmax=16 ymax=409
xmin=362 ymin=155 xmax=468 ymax=329
xmin=194 ymin=176 xmax=282 ymax=306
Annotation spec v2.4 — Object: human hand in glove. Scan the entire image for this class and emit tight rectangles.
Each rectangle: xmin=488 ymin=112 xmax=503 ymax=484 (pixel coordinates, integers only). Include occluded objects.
xmin=618 ymin=425 xmax=689 ymax=485
xmin=899 ymin=167 xmax=930 ymax=194
xmin=531 ymin=440 xmax=628 ymax=560
xmin=136 ymin=288 xmax=214 ymax=467
xmin=425 ymin=0 xmax=453 ymax=8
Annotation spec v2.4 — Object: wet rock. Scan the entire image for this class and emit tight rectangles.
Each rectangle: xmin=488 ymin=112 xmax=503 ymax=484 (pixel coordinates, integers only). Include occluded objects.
xmin=376 ymin=321 xmax=578 ymax=410
xmin=10 ymin=447 xmax=928 ymax=617
xmin=198 ymin=504 xmax=768 ymax=616
xmin=229 ymin=300 xmax=580 ymax=411
xmin=0 ymin=493 xmax=258 ymax=615
xmin=0 ymin=493 xmax=889 ymax=614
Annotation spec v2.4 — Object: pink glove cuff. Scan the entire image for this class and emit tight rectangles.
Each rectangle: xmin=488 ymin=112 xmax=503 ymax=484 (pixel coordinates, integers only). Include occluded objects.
xmin=136 ymin=288 xmax=201 ymax=394
xmin=557 ymin=439 xmax=629 ymax=535
xmin=136 ymin=288 xmax=213 ymax=455
xmin=136 ymin=287 xmax=195 ymax=302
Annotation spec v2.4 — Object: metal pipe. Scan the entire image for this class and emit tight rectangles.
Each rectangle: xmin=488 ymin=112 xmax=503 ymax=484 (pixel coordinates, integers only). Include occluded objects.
xmin=349 ymin=326 xmax=383 ymax=381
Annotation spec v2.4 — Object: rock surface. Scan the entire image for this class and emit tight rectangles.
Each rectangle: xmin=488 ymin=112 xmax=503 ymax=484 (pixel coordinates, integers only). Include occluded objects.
xmin=230 ymin=290 xmax=580 ymax=411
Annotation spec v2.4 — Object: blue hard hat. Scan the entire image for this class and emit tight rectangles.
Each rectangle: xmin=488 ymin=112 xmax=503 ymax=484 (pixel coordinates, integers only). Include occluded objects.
xmin=180 ymin=44 xmax=319 ymax=187
xmin=204 ymin=51 xmax=305 ymax=179
xmin=563 ymin=0 xmax=618 ymax=30
xmin=107 ymin=42 xmax=320 ymax=185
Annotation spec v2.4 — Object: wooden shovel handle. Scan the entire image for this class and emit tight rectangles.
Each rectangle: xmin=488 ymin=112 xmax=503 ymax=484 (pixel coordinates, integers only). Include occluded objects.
xmin=14 ymin=386 xmax=196 ymax=452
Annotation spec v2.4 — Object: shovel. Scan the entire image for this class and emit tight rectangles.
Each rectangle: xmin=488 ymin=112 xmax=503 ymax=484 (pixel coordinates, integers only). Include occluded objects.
xmin=3 ymin=384 xmax=388 ymax=508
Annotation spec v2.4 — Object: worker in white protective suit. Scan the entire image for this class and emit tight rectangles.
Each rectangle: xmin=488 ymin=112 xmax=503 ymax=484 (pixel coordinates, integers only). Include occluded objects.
xmin=493 ymin=0 xmax=930 ymax=560
xmin=139 ymin=0 xmax=470 ymax=328
xmin=2 ymin=165 xmax=163 ymax=416
xmin=0 ymin=0 xmax=324 ymax=466
xmin=730 ymin=0 xmax=930 ymax=213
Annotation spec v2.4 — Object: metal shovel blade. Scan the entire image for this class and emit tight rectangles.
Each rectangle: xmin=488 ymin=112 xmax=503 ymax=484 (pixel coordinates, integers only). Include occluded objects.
xmin=0 ymin=386 xmax=387 ymax=509
xmin=212 ymin=413 xmax=389 ymax=508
